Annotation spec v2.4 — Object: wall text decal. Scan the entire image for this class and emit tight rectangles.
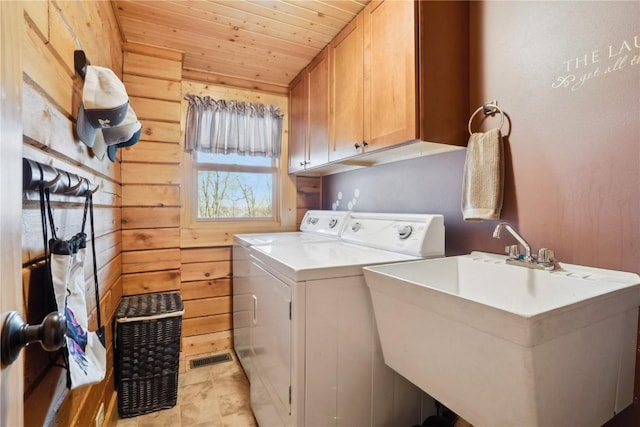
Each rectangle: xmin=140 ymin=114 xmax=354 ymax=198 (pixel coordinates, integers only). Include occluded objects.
xmin=552 ymin=35 xmax=639 ymax=91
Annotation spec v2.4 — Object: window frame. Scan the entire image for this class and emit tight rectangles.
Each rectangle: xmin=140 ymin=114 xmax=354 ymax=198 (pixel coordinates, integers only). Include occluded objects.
xmin=193 ymin=151 xmax=279 ymax=222
xmin=180 ymin=85 xmax=297 ymax=246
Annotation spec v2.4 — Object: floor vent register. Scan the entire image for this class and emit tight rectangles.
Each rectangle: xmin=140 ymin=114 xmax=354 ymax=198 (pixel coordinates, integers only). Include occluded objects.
xmin=190 ymin=352 xmax=233 ymax=369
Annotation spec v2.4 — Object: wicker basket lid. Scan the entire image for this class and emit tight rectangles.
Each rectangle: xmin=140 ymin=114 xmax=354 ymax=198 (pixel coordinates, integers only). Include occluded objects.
xmin=115 ymin=292 xmax=184 ymax=322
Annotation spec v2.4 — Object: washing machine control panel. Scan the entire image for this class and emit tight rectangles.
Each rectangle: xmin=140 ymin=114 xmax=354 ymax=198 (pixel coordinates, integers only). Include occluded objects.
xmin=299 ymin=210 xmax=351 ymax=236
xmin=341 ymin=213 xmax=445 ymax=257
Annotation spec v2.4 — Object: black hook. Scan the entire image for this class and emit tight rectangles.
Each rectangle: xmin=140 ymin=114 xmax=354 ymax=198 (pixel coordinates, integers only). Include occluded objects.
xmin=23 ymin=159 xmax=59 ymax=190
xmin=65 ymin=176 xmax=87 ymax=196
xmin=74 ymin=50 xmax=89 ymax=80
xmin=66 ymin=177 xmax=99 ymax=197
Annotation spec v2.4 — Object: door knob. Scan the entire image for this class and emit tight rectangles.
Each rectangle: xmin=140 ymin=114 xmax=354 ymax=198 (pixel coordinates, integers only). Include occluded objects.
xmin=1 ymin=311 xmax=67 ymax=366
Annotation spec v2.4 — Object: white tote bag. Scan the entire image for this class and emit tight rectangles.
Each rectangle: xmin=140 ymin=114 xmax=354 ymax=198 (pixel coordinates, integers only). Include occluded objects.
xmin=44 ymin=189 xmax=106 ymax=389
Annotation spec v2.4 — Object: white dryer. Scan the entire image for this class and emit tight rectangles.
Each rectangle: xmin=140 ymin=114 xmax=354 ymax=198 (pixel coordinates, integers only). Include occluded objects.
xmin=249 ymin=212 xmax=445 ymax=427
xmin=233 ymin=210 xmax=350 ymax=381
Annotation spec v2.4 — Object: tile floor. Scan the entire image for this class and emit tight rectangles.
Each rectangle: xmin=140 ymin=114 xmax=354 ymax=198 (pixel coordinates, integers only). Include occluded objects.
xmin=115 ymin=350 xmax=257 ymax=427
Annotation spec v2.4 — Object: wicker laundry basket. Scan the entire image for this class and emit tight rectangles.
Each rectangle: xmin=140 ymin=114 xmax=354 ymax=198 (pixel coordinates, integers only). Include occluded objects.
xmin=115 ymin=292 xmax=184 ymax=418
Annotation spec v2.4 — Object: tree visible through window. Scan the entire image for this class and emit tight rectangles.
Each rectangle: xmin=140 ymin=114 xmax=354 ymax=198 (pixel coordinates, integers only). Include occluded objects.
xmin=196 ymin=152 xmax=275 ymax=220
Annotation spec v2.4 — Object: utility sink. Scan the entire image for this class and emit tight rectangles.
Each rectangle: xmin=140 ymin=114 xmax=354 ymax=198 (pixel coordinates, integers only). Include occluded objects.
xmin=363 ymin=252 xmax=640 ymax=427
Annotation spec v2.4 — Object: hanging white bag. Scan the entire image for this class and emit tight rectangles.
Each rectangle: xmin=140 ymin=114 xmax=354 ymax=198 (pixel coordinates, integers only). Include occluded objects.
xmin=43 ymin=188 xmax=106 ymax=389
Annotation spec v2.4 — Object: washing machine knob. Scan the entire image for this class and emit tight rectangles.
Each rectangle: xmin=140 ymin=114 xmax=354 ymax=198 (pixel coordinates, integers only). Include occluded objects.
xmin=351 ymin=222 xmax=361 ymax=232
xmin=329 ymin=218 xmax=338 ymax=229
xmin=398 ymin=225 xmax=413 ymax=239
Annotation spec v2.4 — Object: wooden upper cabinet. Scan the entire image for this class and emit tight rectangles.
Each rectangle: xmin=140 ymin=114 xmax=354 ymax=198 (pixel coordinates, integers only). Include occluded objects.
xmin=329 ymin=14 xmax=364 ymax=162
xmin=416 ymin=1 xmax=469 ymax=147
xmin=363 ymin=0 xmax=417 ymax=151
xmin=289 ymin=0 xmax=468 ymax=175
xmin=288 ymin=48 xmax=330 ymax=174
xmin=288 ymin=70 xmax=308 ymax=174
xmin=307 ymin=49 xmax=330 ymax=169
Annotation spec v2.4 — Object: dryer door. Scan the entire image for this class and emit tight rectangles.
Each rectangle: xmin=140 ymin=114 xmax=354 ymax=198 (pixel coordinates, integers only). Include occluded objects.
xmin=250 ymin=262 xmax=292 ymax=427
xmin=232 ymin=244 xmax=252 ymax=381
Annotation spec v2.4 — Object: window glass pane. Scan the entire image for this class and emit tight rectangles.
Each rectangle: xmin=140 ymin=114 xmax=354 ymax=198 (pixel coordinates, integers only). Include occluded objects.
xmin=197 ymin=151 xmax=272 ymax=167
xmin=197 ymin=170 xmax=273 ymax=219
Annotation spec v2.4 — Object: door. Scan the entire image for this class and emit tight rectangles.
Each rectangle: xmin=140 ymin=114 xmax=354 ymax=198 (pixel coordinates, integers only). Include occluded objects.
xmin=0 ymin=1 xmax=25 ymax=426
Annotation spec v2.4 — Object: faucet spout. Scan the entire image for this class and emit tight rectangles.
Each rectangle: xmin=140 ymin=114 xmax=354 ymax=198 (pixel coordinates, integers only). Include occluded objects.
xmin=492 ymin=222 xmax=532 ymax=261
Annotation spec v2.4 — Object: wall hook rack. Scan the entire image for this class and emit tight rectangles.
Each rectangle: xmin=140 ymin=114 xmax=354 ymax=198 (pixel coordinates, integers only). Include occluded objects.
xmin=23 ymin=158 xmax=99 ymax=197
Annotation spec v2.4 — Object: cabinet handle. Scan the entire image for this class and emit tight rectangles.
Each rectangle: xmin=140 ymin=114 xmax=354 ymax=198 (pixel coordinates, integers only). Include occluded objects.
xmin=252 ymin=294 xmax=258 ymax=325
xmin=354 ymin=143 xmax=360 ymax=150
xmin=362 ymin=141 xmax=368 ymax=148
xmin=299 ymin=161 xmax=310 ymax=166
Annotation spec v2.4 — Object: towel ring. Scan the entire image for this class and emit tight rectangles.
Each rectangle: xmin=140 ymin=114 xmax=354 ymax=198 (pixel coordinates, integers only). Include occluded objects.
xmin=468 ymin=103 xmax=504 ymax=135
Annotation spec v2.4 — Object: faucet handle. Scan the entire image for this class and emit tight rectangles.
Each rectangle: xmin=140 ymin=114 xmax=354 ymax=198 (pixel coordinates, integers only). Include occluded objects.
xmin=537 ymin=248 xmax=555 ymax=263
xmin=506 ymin=245 xmax=521 ymax=259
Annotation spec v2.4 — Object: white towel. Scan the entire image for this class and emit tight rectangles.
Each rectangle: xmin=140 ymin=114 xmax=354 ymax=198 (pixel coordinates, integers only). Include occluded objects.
xmin=461 ymin=128 xmax=504 ymax=221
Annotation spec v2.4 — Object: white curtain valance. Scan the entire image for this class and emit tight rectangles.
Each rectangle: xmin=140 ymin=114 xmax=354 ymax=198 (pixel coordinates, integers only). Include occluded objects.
xmin=184 ymin=94 xmax=283 ymax=158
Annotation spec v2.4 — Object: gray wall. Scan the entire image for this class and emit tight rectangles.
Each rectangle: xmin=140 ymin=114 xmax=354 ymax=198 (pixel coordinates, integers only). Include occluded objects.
xmin=322 ymin=149 xmax=507 ymax=257
xmin=323 ymin=3 xmax=639 ymax=423
xmin=324 ymin=1 xmax=639 ymax=274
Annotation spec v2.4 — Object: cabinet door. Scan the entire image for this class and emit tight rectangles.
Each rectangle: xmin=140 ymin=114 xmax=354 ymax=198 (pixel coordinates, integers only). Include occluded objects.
xmin=288 ymin=71 xmax=308 ymax=174
xmin=363 ymin=0 xmax=417 ymax=151
xmin=329 ymin=14 xmax=364 ymax=162
xmin=307 ymin=49 xmax=330 ymax=169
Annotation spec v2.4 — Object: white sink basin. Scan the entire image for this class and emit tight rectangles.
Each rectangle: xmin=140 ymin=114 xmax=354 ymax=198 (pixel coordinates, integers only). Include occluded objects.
xmin=363 ymin=251 xmax=640 ymax=427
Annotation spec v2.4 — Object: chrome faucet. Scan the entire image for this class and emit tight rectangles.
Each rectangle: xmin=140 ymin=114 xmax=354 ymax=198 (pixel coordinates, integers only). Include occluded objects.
xmin=492 ymin=222 xmax=558 ymax=271
xmin=492 ymin=222 xmax=533 ymax=261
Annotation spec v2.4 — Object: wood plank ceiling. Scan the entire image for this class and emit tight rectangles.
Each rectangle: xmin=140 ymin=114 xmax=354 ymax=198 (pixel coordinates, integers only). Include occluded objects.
xmin=112 ymin=0 xmax=370 ymax=93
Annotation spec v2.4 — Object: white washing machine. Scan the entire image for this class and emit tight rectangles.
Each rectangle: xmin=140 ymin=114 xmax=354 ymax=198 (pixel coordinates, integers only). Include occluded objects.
xmin=233 ymin=210 xmax=351 ymax=381
xmin=248 ymin=212 xmax=445 ymax=427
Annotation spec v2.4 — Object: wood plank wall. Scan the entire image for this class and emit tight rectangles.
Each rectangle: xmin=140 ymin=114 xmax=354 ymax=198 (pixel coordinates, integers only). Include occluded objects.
xmin=120 ymin=44 xmax=183 ymax=301
xmin=17 ymin=1 xmax=321 ymax=424
xmin=20 ymin=4 xmax=320 ymax=423
xmin=120 ymin=49 xmax=318 ymax=358
xmin=180 ymin=248 xmax=233 ymax=355
xmin=120 ymin=46 xmax=236 ymax=356
xmin=296 ymin=177 xmax=322 ymax=228
xmin=177 ymin=79 xmax=295 ymax=356
xmin=21 ymin=1 xmax=123 ymax=426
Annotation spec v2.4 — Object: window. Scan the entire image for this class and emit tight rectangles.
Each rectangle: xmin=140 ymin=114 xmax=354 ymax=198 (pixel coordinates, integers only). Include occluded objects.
xmin=183 ymin=92 xmax=295 ymax=233
xmin=195 ymin=151 xmax=277 ymax=220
